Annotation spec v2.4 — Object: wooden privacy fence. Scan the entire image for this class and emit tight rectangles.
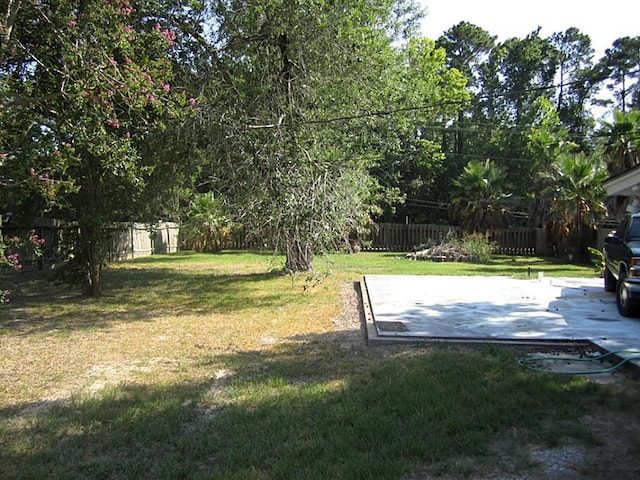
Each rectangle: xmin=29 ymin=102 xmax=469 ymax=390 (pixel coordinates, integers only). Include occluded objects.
xmin=364 ymin=223 xmax=547 ymax=255
xmin=107 ymin=222 xmax=180 ymax=261
xmin=1 ymin=219 xmax=180 ymax=265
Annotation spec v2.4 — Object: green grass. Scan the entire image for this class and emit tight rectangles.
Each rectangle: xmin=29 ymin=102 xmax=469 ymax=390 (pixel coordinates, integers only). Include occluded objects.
xmin=321 ymin=251 xmax=597 ymax=278
xmin=0 ymin=251 xmax=637 ymax=480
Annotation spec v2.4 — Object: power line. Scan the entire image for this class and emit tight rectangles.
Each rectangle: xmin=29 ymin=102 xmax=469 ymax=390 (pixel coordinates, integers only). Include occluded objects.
xmin=246 ymin=69 xmax=639 ymax=130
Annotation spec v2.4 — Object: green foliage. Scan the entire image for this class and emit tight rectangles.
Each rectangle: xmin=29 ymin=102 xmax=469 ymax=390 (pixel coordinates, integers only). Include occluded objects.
xmin=197 ymin=0 xmax=464 ymax=271
xmin=460 ymin=232 xmax=494 ymax=262
xmin=449 ymin=159 xmax=512 ymax=230
xmin=0 ymin=0 xmax=199 ymax=295
xmin=600 ymin=110 xmax=640 ymax=174
xmin=180 ymin=193 xmax=234 ymax=252
xmin=588 ymin=246 xmax=605 ymax=276
xmin=540 ymin=152 xmax=607 ymax=261
xmin=541 ymin=153 xmax=607 ymax=228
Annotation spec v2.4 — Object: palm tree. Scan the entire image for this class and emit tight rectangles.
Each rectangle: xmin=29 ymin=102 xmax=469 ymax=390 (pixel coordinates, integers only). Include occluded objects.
xmin=601 ymin=110 xmax=640 ymax=174
xmin=449 ymin=159 xmax=512 ymax=231
xmin=540 ymin=153 xmax=607 ymax=261
xmin=181 ymin=193 xmax=234 ymax=252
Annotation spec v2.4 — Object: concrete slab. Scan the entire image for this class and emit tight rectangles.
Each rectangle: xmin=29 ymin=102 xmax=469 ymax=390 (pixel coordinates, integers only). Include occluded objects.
xmin=362 ymin=275 xmax=640 ymax=367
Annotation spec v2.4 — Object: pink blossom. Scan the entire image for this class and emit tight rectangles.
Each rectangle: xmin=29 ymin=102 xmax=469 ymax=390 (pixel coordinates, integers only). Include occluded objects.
xmin=154 ymin=23 xmax=161 ymax=31
xmin=161 ymin=29 xmax=176 ymax=46
xmin=142 ymin=72 xmax=153 ymax=84
xmin=162 ymin=83 xmax=170 ymax=92
xmin=125 ymin=132 xmax=131 ymax=138
xmin=106 ymin=118 xmax=120 ymax=129
xmin=108 ymin=56 xmax=117 ymax=66
xmin=69 ymin=19 xmax=77 ymax=27
xmin=125 ymin=57 xmax=133 ymax=65
xmin=188 ymin=98 xmax=196 ymax=106
xmin=29 ymin=167 xmax=36 ymax=175
xmin=124 ymin=25 xmax=133 ymax=34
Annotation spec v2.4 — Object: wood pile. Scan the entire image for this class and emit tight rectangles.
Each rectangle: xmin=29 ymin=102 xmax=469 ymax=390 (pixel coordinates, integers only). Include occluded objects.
xmin=406 ymin=243 xmax=471 ymax=262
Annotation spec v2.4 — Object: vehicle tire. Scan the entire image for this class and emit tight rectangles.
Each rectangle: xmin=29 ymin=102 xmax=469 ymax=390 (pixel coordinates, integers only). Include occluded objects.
xmin=604 ymin=266 xmax=616 ymax=292
xmin=616 ymin=273 xmax=638 ymax=317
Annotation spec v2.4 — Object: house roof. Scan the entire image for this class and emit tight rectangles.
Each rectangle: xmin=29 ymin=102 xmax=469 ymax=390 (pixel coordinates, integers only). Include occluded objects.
xmin=603 ymin=164 xmax=640 ymax=197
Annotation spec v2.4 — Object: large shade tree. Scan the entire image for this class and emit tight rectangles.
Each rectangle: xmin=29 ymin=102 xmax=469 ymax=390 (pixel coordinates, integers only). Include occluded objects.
xmin=197 ymin=0 xmax=466 ymax=271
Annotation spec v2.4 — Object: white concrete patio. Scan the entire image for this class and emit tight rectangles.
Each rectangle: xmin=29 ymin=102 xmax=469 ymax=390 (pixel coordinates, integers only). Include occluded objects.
xmin=362 ymin=275 xmax=640 ymax=367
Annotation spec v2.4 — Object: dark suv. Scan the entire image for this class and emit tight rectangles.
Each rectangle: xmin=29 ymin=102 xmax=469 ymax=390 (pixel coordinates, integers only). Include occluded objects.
xmin=603 ymin=213 xmax=640 ymax=316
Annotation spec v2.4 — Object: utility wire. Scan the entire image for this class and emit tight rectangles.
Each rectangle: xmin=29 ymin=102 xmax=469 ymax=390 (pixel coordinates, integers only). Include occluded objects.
xmin=247 ymin=69 xmax=640 ymax=130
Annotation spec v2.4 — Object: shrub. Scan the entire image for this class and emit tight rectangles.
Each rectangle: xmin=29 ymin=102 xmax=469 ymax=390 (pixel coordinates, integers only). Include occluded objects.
xmin=461 ymin=232 xmax=494 ymax=262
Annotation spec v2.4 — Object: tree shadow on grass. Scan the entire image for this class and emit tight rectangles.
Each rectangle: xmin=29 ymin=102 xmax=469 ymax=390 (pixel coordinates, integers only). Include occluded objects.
xmin=0 ymin=266 xmax=297 ymax=335
xmin=3 ymin=336 xmax=634 ymax=480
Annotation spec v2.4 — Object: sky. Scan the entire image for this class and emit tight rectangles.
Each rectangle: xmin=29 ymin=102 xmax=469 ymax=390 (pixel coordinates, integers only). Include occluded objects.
xmin=419 ymin=0 xmax=640 ymax=60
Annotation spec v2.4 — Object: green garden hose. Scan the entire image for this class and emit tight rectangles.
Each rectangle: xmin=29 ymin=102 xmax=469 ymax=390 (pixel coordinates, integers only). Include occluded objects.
xmin=518 ymin=349 xmax=640 ymax=375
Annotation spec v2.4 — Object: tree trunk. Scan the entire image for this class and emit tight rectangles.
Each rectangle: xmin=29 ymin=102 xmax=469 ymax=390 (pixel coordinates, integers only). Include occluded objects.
xmin=83 ymin=239 xmax=103 ymax=296
xmin=285 ymin=240 xmax=313 ymax=272
xmin=84 ymin=258 xmax=103 ymax=297
xmin=79 ymin=221 xmax=105 ymax=297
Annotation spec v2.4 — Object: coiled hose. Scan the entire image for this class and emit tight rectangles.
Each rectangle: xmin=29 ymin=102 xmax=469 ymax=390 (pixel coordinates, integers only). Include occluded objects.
xmin=518 ymin=349 xmax=640 ymax=375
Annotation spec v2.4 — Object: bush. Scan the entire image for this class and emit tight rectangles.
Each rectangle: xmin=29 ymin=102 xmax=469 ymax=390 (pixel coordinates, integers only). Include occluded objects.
xmin=461 ymin=232 xmax=494 ymax=262
xmin=180 ymin=193 xmax=234 ymax=252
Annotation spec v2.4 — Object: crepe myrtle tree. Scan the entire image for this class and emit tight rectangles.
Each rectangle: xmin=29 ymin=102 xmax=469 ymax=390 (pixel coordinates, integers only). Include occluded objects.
xmin=1 ymin=0 xmax=197 ymax=295
xmin=0 ymin=230 xmax=45 ymax=304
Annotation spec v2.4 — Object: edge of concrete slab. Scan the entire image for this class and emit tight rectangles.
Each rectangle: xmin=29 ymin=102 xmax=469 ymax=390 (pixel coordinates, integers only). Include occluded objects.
xmin=360 ymin=275 xmax=595 ymax=349
xmin=360 ymin=275 xmax=640 ymax=376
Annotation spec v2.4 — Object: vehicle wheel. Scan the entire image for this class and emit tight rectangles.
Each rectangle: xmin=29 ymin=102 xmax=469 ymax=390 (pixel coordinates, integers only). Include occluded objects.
xmin=604 ymin=267 xmax=616 ymax=292
xmin=616 ymin=274 xmax=638 ymax=317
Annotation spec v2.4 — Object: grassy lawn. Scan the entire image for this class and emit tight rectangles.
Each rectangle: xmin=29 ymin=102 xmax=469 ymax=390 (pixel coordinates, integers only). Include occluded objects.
xmin=1 ymin=251 xmax=639 ymax=479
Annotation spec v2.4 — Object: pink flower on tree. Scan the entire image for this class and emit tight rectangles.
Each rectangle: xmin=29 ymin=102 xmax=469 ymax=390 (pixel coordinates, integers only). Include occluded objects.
xmin=161 ymin=29 xmax=176 ymax=46
xmin=162 ymin=83 xmax=170 ymax=92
